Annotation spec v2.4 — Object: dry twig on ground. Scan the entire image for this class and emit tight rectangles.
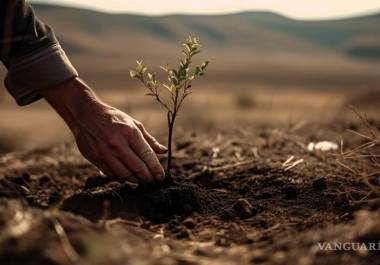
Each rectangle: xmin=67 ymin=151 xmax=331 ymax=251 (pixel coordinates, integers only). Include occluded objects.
xmin=337 ymin=110 xmax=380 ymax=206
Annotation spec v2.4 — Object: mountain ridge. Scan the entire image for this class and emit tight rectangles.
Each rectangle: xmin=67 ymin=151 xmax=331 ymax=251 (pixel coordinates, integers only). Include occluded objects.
xmin=31 ymin=3 xmax=380 ymax=51
xmin=32 ymin=3 xmax=380 ymax=22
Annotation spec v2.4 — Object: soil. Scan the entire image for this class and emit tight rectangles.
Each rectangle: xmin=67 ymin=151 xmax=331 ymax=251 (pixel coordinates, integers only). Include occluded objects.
xmin=0 ymin=121 xmax=380 ymax=265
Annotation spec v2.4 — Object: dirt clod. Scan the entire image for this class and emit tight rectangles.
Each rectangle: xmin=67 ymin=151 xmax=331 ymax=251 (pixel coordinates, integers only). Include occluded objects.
xmin=233 ymin=198 xmax=255 ymax=219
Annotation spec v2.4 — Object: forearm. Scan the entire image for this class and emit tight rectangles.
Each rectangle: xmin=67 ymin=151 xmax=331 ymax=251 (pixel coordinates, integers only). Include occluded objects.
xmin=40 ymin=78 xmax=103 ymax=135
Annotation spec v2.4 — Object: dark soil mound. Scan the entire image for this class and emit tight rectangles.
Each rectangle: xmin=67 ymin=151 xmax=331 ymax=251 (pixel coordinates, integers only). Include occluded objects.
xmin=61 ymin=177 xmax=235 ymax=223
xmin=138 ymin=178 xmax=230 ymax=222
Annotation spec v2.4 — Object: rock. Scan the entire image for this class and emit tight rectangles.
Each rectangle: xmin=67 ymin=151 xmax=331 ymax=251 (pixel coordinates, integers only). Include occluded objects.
xmin=233 ymin=198 xmax=255 ymax=219
xmin=312 ymin=178 xmax=327 ymax=191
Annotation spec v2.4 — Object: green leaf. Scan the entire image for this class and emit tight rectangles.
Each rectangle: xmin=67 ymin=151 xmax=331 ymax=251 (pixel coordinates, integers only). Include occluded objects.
xmin=181 ymin=51 xmax=189 ymax=58
xmin=160 ymin=65 xmax=169 ymax=72
xmin=129 ymin=70 xmax=138 ymax=78
xmin=173 ymin=69 xmax=179 ymax=78
xmin=195 ymin=66 xmax=202 ymax=75
xmin=184 ymin=44 xmax=192 ymax=53
xmin=201 ymin=61 xmax=209 ymax=69
xmin=163 ymin=83 xmax=174 ymax=93
xmin=186 ymin=35 xmax=192 ymax=43
xmin=169 ymin=76 xmax=178 ymax=85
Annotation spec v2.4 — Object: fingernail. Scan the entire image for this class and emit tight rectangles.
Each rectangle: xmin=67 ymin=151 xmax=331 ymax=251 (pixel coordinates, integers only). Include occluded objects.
xmin=155 ymin=172 xmax=164 ymax=180
xmin=160 ymin=144 xmax=168 ymax=151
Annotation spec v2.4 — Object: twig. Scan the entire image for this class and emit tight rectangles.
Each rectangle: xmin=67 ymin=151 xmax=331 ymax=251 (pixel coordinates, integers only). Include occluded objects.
xmin=51 ymin=218 xmax=80 ymax=263
xmin=208 ymin=159 xmax=255 ymax=172
xmin=284 ymin=159 xmax=304 ymax=171
xmin=336 ymin=108 xmax=380 ymax=207
xmin=188 ymin=159 xmax=255 ymax=179
xmin=282 ymin=156 xmax=295 ymax=168
xmin=104 ymin=218 xmax=141 ymax=230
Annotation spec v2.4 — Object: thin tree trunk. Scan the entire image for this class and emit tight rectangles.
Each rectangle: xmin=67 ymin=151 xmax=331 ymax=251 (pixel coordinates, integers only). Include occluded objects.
xmin=166 ymin=121 xmax=174 ymax=178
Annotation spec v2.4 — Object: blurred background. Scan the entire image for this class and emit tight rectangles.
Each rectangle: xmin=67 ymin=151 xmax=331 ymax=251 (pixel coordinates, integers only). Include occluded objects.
xmin=0 ymin=0 xmax=379 ymax=152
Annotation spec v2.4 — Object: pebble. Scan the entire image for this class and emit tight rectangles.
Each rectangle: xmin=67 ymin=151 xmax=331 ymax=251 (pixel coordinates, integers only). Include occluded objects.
xmin=233 ymin=198 xmax=255 ymax=219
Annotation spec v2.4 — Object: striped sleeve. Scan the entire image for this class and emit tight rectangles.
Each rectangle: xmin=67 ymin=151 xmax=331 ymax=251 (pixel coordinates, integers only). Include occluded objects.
xmin=0 ymin=0 xmax=78 ymax=106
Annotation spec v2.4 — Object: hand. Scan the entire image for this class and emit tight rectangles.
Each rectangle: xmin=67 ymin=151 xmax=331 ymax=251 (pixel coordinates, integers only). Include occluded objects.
xmin=41 ymin=78 xmax=167 ymax=183
xmin=74 ymin=104 xmax=168 ymax=183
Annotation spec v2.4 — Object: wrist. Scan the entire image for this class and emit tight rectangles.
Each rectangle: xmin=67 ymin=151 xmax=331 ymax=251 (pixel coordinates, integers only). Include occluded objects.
xmin=41 ymin=78 xmax=103 ymax=134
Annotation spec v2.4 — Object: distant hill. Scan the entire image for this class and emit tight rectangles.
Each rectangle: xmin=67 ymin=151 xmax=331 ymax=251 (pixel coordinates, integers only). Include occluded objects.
xmin=33 ymin=5 xmax=380 ymax=55
xmin=8 ymin=4 xmax=380 ymax=89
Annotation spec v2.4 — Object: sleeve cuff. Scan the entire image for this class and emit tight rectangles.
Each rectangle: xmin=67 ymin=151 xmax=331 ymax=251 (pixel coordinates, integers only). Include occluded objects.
xmin=4 ymin=43 xmax=78 ymax=106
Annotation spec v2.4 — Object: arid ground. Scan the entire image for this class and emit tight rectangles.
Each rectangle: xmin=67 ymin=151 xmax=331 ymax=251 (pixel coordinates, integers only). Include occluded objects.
xmin=1 ymin=87 xmax=380 ymax=264
xmin=1 ymin=39 xmax=380 ymax=265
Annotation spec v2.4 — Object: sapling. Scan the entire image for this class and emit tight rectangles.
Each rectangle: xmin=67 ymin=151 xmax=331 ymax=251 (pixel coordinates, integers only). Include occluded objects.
xmin=130 ymin=36 xmax=209 ymax=178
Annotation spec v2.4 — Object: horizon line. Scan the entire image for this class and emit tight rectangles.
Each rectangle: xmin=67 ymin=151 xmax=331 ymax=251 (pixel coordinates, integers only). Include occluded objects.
xmin=31 ymin=2 xmax=380 ymax=22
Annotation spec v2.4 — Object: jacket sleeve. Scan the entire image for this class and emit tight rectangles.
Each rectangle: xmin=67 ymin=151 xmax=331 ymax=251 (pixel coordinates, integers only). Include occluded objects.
xmin=0 ymin=0 xmax=78 ymax=106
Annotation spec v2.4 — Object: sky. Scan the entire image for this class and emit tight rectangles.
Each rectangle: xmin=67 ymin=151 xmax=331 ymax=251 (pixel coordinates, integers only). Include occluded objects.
xmin=30 ymin=0 xmax=380 ymax=20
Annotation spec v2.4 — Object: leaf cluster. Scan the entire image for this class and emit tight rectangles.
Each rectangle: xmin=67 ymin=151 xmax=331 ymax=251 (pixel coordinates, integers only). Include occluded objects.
xmin=130 ymin=36 xmax=209 ymax=120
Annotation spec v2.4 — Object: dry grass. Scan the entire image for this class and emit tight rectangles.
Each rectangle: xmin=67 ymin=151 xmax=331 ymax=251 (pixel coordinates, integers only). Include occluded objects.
xmin=337 ymin=109 xmax=380 ymax=206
